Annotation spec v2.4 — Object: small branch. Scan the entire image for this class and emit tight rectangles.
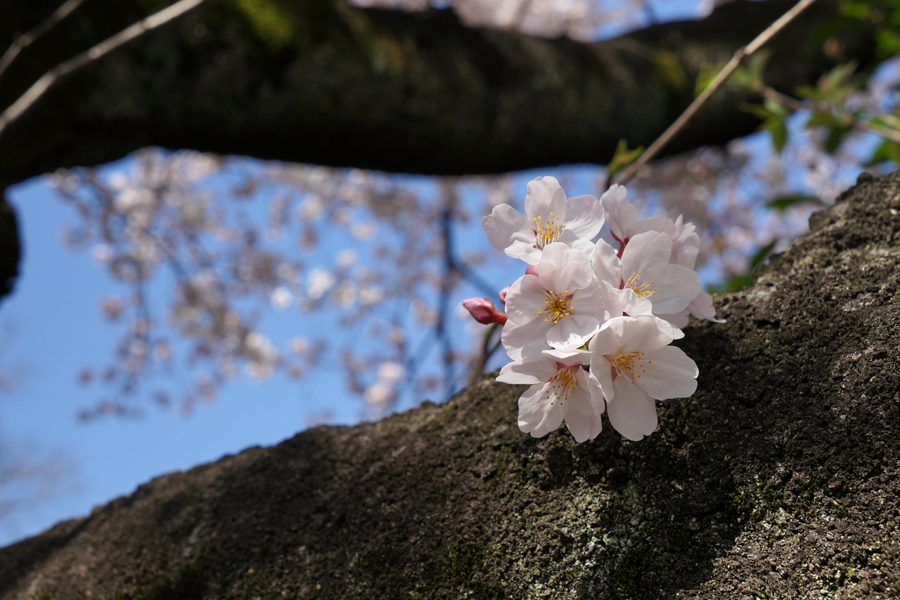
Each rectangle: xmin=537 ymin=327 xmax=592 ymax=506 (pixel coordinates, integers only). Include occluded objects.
xmin=0 ymin=0 xmax=209 ymax=140
xmin=614 ymin=0 xmax=820 ymax=185
xmin=466 ymin=323 xmax=502 ymax=388
xmin=0 ymin=0 xmax=86 ymax=83
xmin=438 ymin=193 xmax=456 ymax=400
xmin=450 ymin=260 xmax=498 ymax=299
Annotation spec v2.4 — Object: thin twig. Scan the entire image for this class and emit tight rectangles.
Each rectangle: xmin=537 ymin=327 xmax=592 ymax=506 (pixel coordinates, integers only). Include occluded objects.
xmin=0 ymin=0 xmax=209 ymax=140
xmin=0 ymin=0 xmax=87 ymax=83
xmin=467 ymin=323 xmax=502 ymax=388
xmin=614 ymin=0 xmax=820 ymax=185
xmin=450 ymin=260 xmax=498 ymax=299
xmin=438 ymin=192 xmax=456 ymax=400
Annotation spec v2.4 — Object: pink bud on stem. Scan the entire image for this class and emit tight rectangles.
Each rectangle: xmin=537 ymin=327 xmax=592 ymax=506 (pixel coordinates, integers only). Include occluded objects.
xmin=462 ymin=298 xmax=508 ymax=325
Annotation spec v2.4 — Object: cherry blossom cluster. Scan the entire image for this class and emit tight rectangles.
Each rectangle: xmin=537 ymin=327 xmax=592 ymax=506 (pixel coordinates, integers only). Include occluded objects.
xmin=463 ymin=176 xmax=724 ymax=442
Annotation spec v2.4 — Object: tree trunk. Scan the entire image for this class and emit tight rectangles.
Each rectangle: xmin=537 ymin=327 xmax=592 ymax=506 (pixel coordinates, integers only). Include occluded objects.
xmin=1 ymin=169 xmax=898 ymax=599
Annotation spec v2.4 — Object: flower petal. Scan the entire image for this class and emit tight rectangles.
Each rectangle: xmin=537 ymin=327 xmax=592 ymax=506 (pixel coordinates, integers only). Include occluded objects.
xmin=636 ymin=346 xmax=698 ymax=400
xmin=525 ymin=176 xmax=568 ymax=222
xmin=547 ymin=314 xmax=600 ymax=349
xmin=689 ymin=289 xmax=726 ymax=323
xmin=538 ymin=243 xmax=593 ymax=292
xmin=572 ymin=281 xmax=622 ymax=322
xmin=591 ymin=239 xmax=621 ymax=287
xmin=621 ymin=231 xmax=673 ymax=279
xmin=517 ymin=382 xmax=566 ymax=438
xmin=600 ymin=184 xmax=636 ymax=241
xmin=497 ymin=353 xmax=558 ymax=385
xmin=589 ymin=353 xmax=615 ymax=401
xmin=482 ymin=204 xmax=539 ymax=264
xmin=501 ymin=318 xmax=551 ymax=360
xmin=504 ymin=274 xmax=547 ymax=324
xmin=559 ymin=193 xmax=605 ymax=240
xmin=607 ymin=378 xmax=658 ymax=441
xmin=640 ymin=263 xmax=701 ymax=315
xmin=563 ymin=384 xmax=604 ymax=442
xmin=597 ymin=315 xmax=674 ymax=354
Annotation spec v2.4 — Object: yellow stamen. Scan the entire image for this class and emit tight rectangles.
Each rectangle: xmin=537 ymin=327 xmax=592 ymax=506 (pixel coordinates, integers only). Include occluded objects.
xmin=538 ymin=290 xmax=574 ymax=324
xmin=545 ymin=366 xmax=577 ymax=405
xmin=611 ymin=351 xmax=647 ymax=384
xmin=623 ymin=271 xmax=657 ymax=299
xmin=532 ymin=212 xmax=566 ymax=248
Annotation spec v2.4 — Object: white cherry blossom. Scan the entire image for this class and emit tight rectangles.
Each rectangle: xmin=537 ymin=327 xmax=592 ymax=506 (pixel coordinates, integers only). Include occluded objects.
xmin=600 ymin=184 xmax=638 ymax=244
xmin=588 ymin=316 xmax=698 ymax=441
xmin=592 ymin=232 xmax=701 ymax=317
xmin=502 ymin=243 xmax=618 ymax=360
xmin=497 ymin=348 xmax=605 ymax=442
xmin=600 ymin=185 xmax=724 ymax=323
xmin=482 ymin=176 xmax=604 ymax=265
xmin=601 ymin=185 xmax=700 ymax=269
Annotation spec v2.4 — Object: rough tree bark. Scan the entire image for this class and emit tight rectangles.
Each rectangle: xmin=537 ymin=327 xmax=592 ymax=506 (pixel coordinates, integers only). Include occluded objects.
xmin=1 ymin=169 xmax=898 ymax=599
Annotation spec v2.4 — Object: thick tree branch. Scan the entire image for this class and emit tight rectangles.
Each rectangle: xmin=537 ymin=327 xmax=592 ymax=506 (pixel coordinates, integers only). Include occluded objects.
xmin=0 ymin=0 xmax=210 ymax=141
xmin=0 ymin=0 xmax=875 ymax=188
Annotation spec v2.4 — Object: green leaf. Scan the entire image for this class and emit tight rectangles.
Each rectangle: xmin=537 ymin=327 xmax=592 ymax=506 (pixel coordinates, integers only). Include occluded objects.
xmin=606 ymin=139 xmax=644 ymax=179
xmin=741 ymin=102 xmax=774 ymax=120
xmin=840 ymin=1 xmax=871 ymax=20
xmin=766 ymin=195 xmax=826 ymax=212
xmin=888 ymin=6 xmax=900 ymax=28
xmin=876 ymin=29 xmax=900 ymax=57
xmin=708 ymin=273 xmax=754 ymax=294
xmin=824 ymin=126 xmax=852 ymax=153
xmin=697 ymin=63 xmax=725 ymax=95
xmin=866 ymin=139 xmax=900 ymax=166
xmin=763 ymin=117 xmax=789 ymax=153
xmin=727 ymin=50 xmax=771 ymax=92
xmin=707 ymin=240 xmax=778 ymax=294
xmin=763 ymin=97 xmax=789 ymax=117
xmin=652 ymin=50 xmax=688 ymax=93
xmin=750 ymin=240 xmax=778 ymax=270
xmin=806 ymin=111 xmax=846 ymax=129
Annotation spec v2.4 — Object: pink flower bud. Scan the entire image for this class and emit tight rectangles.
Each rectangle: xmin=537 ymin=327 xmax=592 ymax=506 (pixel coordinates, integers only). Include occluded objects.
xmin=525 ymin=265 xmax=539 ymax=277
xmin=462 ymin=297 xmax=508 ymax=325
xmin=499 ymin=286 xmax=510 ymax=304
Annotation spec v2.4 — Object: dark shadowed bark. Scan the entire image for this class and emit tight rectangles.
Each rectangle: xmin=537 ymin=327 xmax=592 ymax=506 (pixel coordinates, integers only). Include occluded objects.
xmin=1 ymin=170 xmax=898 ymax=599
xmin=0 ymin=0 xmax=876 ymax=185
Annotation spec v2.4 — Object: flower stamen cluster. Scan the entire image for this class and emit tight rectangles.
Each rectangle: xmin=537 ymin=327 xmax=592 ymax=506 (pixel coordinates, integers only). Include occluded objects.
xmin=624 ymin=272 xmax=655 ymax=298
xmin=534 ymin=213 xmax=565 ymax=247
xmin=540 ymin=290 xmax=572 ymax=324
xmin=611 ymin=351 xmax=647 ymax=383
xmin=465 ymin=176 xmax=724 ymax=443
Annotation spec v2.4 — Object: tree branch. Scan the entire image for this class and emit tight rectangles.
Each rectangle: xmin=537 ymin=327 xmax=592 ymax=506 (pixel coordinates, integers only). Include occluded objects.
xmin=0 ymin=0 xmax=86 ymax=83
xmin=0 ymin=0 xmax=874 ymax=186
xmin=0 ymin=0 xmax=209 ymax=142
